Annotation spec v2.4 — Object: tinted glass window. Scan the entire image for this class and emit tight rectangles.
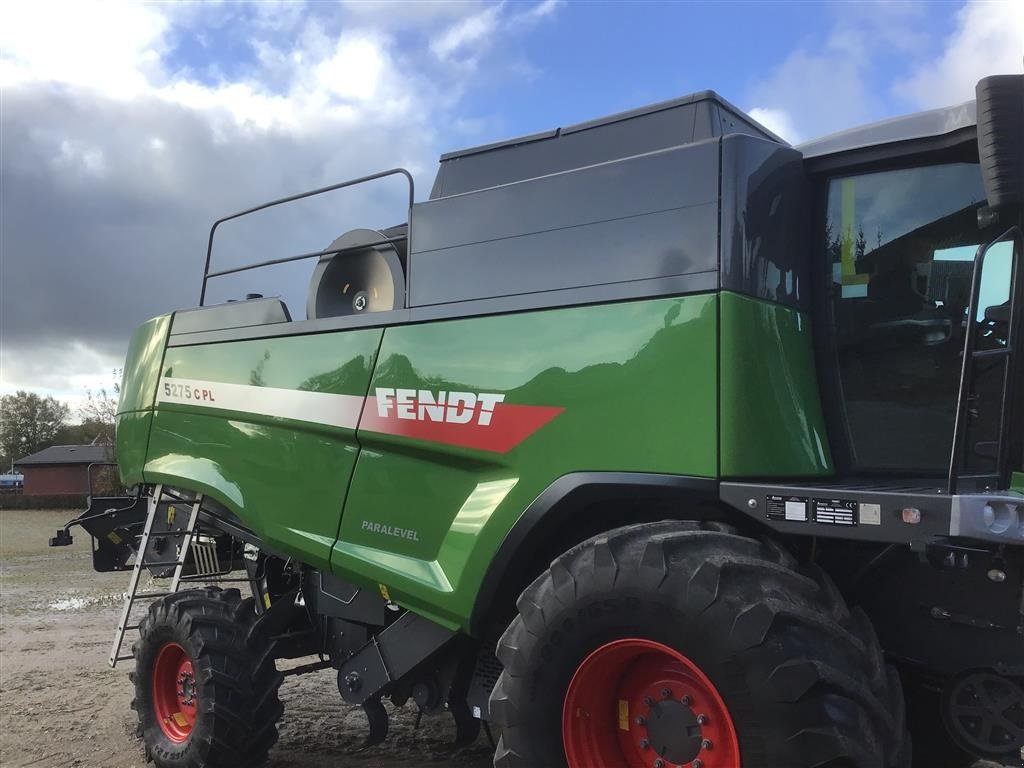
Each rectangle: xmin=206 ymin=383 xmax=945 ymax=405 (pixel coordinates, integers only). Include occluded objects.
xmin=824 ymin=163 xmax=1007 ymax=473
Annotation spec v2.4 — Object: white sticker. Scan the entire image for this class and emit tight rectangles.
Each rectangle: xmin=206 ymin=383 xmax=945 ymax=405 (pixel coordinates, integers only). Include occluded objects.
xmin=859 ymin=503 xmax=882 ymax=526
xmin=785 ymin=500 xmax=808 ymax=522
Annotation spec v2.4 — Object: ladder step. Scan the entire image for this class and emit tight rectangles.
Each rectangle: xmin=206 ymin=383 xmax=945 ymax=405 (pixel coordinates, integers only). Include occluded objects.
xmin=973 ymin=347 xmax=1011 ymax=360
xmin=134 ymin=591 xmax=173 ymax=599
xmin=115 ymin=654 xmax=135 ymax=662
xmin=138 ymin=530 xmax=191 ymax=539
xmin=140 ymin=560 xmax=184 ymax=568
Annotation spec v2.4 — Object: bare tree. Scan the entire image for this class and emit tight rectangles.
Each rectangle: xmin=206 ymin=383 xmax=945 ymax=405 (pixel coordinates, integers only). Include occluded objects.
xmin=77 ymin=369 xmax=122 ymax=445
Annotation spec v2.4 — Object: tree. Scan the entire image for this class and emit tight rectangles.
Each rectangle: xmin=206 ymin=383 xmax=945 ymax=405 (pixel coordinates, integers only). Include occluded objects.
xmin=77 ymin=369 xmax=121 ymax=445
xmin=0 ymin=391 xmax=71 ymax=469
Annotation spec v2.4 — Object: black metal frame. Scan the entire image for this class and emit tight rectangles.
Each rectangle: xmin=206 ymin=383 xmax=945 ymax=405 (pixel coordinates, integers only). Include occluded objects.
xmin=198 ymin=168 xmax=415 ymax=305
xmin=947 ymin=225 xmax=1023 ymax=494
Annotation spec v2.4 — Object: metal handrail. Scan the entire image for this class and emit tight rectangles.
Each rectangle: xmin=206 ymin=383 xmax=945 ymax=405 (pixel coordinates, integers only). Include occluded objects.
xmin=199 ymin=168 xmax=415 ymax=305
xmin=947 ymin=225 xmax=1023 ymax=495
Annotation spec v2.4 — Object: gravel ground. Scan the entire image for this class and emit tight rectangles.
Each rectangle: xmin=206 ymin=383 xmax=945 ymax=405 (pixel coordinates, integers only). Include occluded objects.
xmin=0 ymin=509 xmax=492 ymax=768
xmin=0 ymin=508 xmax=1007 ymax=768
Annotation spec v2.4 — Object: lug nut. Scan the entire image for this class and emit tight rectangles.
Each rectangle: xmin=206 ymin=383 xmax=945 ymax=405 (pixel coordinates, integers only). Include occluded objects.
xmin=643 ymin=696 xmax=654 ymax=706
xmin=693 ymin=760 xmax=703 ymax=768
xmin=639 ymin=738 xmax=649 ymax=749
xmin=660 ymin=687 xmax=672 ymax=698
xmin=701 ymin=738 xmax=713 ymax=750
xmin=653 ymin=760 xmax=665 ymax=768
xmin=696 ymin=714 xmax=708 ymax=725
xmin=681 ymin=694 xmax=692 ymax=705
xmin=635 ymin=715 xmax=646 ymax=726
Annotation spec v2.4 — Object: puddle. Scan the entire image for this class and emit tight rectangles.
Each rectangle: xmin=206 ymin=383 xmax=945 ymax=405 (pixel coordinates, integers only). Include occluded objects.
xmin=45 ymin=592 xmax=127 ymax=612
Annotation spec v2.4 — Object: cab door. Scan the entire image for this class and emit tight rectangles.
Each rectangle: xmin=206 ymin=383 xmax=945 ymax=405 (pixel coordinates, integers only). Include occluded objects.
xmin=817 ymin=161 xmax=1014 ymax=478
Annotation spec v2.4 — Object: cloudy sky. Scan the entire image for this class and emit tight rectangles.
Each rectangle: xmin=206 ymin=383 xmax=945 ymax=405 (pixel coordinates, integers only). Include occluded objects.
xmin=1 ymin=0 xmax=1022 ymax=412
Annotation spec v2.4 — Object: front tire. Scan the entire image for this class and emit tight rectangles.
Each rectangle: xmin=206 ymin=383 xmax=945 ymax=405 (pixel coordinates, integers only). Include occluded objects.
xmin=131 ymin=587 xmax=283 ymax=768
xmin=490 ymin=521 xmax=908 ymax=768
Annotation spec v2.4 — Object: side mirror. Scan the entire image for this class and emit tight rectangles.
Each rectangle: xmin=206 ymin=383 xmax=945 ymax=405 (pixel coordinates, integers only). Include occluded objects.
xmin=976 ymin=74 xmax=1024 ymax=211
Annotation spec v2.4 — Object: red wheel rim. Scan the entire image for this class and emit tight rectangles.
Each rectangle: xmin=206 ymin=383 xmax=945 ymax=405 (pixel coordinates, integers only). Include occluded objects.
xmin=562 ymin=638 xmax=740 ymax=768
xmin=151 ymin=642 xmax=198 ymax=743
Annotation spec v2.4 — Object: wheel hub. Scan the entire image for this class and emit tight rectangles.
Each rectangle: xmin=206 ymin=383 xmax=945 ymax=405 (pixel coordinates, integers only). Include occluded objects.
xmin=645 ymin=698 xmax=702 ymax=764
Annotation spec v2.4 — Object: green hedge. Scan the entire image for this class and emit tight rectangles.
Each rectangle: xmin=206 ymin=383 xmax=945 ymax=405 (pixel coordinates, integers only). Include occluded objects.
xmin=0 ymin=494 xmax=87 ymax=510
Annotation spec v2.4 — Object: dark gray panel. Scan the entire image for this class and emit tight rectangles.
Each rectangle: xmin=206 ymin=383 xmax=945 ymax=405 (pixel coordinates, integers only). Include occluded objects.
xmin=720 ymin=135 xmax=811 ymax=311
xmin=410 ymin=203 xmax=718 ymax=307
xmin=413 ymin=142 xmax=718 ymax=254
xmin=166 ymin=274 xmax=717 ymax=348
xmin=430 ymin=90 xmax=784 ymax=199
xmin=434 ymin=103 xmax=700 ymax=198
xmin=170 ymin=297 xmax=291 ymax=336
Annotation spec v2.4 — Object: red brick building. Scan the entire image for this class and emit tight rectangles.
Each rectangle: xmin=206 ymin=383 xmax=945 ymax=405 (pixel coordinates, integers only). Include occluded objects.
xmin=14 ymin=444 xmax=114 ymax=496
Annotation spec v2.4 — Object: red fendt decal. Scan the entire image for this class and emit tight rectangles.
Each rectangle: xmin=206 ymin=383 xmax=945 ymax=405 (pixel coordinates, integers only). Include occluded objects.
xmin=360 ymin=388 xmax=562 ymax=453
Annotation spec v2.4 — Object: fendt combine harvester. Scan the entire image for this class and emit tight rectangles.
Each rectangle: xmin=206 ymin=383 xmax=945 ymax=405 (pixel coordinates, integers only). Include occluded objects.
xmin=53 ymin=75 xmax=1023 ymax=768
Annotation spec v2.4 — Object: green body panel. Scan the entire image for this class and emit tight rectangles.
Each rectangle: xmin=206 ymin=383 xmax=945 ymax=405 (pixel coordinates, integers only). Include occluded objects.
xmin=719 ymin=292 xmax=833 ymax=477
xmin=1014 ymin=472 xmax=1024 ymax=493
xmin=112 ymin=291 xmax=844 ymax=630
xmin=143 ymin=330 xmax=382 ymax=570
xmin=334 ymin=296 xmax=718 ymax=627
xmin=116 ymin=411 xmax=153 ymax=486
xmin=118 ymin=315 xmax=173 ymax=414
xmin=115 ymin=314 xmax=172 ymax=486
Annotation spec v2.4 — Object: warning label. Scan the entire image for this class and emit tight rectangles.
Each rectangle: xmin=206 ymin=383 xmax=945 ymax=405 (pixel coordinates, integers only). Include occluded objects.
xmin=812 ymin=498 xmax=857 ymax=526
xmin=766 ymin=495 xmax=808 ymax=523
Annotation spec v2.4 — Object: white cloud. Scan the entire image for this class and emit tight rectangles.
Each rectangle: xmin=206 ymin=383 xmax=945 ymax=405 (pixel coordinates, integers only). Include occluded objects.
xmin=744 ymin=1 xmax=1022 ymax=145
xmin=895 ymin=0 xmax=1024 ymax=109
xmin=0 ymin=0 xmax=169 ymax=97
xmin=747 ymin=107 xmax=803 ymax=144
xmin=431 ymin=4 xmax=504 ymax=63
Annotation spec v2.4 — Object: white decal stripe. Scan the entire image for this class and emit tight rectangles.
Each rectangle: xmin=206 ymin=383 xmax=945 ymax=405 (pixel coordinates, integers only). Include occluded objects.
xmin=156 ymin=377 xmax=364 ymax=430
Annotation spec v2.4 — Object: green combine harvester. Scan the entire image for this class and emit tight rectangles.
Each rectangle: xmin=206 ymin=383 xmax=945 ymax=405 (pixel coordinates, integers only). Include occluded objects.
xmin=53 ymin=74 xmax=1023 ymax=768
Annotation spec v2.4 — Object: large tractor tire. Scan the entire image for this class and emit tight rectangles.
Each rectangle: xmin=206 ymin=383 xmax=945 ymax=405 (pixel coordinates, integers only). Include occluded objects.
xmin=131 ymin=586 xmax=283 ymax=768
xmin=490 ymin=521 xmax=908 ymax=768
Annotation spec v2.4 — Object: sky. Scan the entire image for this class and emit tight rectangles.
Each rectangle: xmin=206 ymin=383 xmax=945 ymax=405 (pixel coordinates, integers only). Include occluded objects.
xmin=1 ymin=0 xmax=1022 ymax=414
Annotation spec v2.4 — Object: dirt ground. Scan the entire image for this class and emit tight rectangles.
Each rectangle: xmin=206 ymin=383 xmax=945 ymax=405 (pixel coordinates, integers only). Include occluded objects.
xmin=0 ymin=509 xmax=494 ymax=768
xmin=0 ymin=509 xmax=1007 ymax=768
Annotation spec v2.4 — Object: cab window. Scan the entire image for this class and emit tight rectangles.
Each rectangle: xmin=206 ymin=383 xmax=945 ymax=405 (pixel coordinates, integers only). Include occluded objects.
xmin=823 ymin=163 xmax=1008 ymax=473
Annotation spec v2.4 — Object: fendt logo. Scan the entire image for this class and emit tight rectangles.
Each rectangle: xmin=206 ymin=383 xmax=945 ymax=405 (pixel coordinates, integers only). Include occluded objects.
xmin=363 ymin=387 xmax=563 ymax=454
xmin=374 ymin=388 xmax=505 ymax=425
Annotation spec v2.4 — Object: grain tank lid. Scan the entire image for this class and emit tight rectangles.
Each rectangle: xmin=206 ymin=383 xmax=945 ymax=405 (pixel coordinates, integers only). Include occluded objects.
xmin=797 ymin=99 xmax=977 ymax=160
xmin=430 ymin=90 xmax=784 ymax=198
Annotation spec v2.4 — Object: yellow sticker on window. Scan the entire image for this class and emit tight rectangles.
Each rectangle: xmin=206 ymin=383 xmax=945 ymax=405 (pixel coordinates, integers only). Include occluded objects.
xmin=617 ymin=699 xmax=629 ymax=731
xmin=107 ymin=531 xmax=122 ymax=545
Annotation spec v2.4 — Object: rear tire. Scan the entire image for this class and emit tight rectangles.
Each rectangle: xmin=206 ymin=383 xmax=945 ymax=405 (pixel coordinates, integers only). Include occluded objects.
xmin=131 ymin=586 xmax=283 ymax=768
xmin=490 ymin=521 xmax=908 ymax=768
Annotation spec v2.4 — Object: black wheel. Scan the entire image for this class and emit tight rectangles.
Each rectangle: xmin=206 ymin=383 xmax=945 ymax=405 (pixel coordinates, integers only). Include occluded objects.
xmin=490 ymin=521 xmax=908 ymax=768
xmin=902 ymin=671 xmax=976 ymax=768
xmin=131 ymin=586 xmax=283 ymax=768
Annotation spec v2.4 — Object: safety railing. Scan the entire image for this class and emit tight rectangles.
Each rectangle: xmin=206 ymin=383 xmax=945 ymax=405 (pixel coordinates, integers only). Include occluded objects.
xmin=198 ymin=168 xmax=415 ymax=305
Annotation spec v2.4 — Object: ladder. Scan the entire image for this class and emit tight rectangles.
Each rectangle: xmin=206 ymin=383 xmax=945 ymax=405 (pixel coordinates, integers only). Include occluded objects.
xmin=948 ymin=226 xmax=1023 ymax=495
xmin=108 ymin=484 xmax=203 ymax=667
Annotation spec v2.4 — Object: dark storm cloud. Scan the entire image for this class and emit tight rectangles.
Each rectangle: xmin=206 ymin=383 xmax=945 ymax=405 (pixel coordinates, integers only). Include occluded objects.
xmin=0 ymin=85 xmax=437 ymax=366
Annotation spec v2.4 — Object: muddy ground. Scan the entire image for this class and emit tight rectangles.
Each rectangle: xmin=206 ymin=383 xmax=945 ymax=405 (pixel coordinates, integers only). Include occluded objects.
xmin=0 ymin=509 xmax=1005 ymax=768
xmin=0 ymin=509 xmax=493 ymax=768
